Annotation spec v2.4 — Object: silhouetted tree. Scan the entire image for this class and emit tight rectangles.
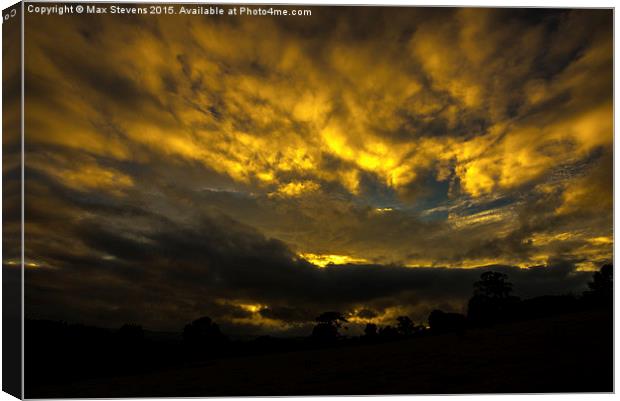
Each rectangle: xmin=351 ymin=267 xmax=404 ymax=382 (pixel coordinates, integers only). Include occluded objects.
xmin=378 ymin=325 xmax=399 ymax=340
xmin=316 ymin=311 xmax=348 ymax=328
xmin=312 ymin=322 xmax=339 ymax=341
xmin=183 ymin=317 xmax=228 ymax=354
xmin=468 ymin=271 xmax=519 ymax=325
xmin=589 ymin=264 xmax=612 ymax=294
xmin=396 ymin=316 xmax=415 ymax=336
xmin=312 ymin=311 xmax=348 ymax=341
xmin=364 ymin=323 xmax=378 ymax=338
xmin=474 ymin=271 xmax=513 ymax=299
xmin=583 ymin=264 xmax=613 ymax=307
xmin=428 ymin=310 xmax=466 ymax=336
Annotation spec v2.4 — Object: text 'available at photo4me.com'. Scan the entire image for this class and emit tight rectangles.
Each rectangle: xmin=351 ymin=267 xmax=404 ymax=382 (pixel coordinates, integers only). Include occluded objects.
xmin=24 ymin=3 xmax=313 ymax=17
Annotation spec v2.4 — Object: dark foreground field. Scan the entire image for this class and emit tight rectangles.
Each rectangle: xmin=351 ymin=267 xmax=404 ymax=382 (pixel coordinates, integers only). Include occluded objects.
xmin=29 ymin=310 xmax=612 ymax=397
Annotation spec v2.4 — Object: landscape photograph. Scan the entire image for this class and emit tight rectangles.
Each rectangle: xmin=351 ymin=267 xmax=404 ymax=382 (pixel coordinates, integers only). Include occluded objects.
xmin=4 ymin=4 xmax=613 ymax=397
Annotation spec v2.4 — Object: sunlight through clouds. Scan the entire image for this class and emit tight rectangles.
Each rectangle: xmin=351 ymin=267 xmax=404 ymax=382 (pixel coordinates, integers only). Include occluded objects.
xmin=22 ymin=7 xmax=612 ymax=331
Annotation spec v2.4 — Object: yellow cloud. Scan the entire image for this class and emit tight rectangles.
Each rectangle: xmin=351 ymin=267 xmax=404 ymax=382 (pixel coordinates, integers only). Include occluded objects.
xmin=272 ymin=181 xmax=320 ymax=198
xmin=300 ymin=253 xmax=369 ymax=268
xmin=24 ymin=9 xmax=612 ymax=271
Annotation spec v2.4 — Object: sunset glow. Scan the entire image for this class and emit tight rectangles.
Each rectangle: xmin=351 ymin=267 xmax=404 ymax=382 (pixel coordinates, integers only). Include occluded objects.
xmin=19 ymin=7 xmax=612 ymax=333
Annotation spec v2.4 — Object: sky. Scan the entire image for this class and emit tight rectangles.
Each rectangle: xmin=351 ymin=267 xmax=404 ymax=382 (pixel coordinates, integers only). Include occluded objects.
xmin=13 ymin=6 xmax=612 ymax=335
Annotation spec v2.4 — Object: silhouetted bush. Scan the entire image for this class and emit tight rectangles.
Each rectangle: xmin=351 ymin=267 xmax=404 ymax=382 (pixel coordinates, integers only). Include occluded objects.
xmin=378 ymin=325 xmax=399 ymax=340
xmin=396 ymin=316 xmax=415 ymax=336
xmin=364 ymin=323 xmax=378 ymax=338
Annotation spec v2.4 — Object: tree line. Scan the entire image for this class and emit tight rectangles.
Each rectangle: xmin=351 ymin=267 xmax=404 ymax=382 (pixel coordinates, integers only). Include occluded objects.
xmin=25 ymin=264 xmax=612 ymax=389
xmin=306 ymin=264 xmax=612 ymax=341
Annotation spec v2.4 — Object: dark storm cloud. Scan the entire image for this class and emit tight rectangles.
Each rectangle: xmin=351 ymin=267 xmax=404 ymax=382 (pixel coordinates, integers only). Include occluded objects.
xmin=259 ymin=306 xmax=311 ymax=324
xmin=24 ymin=181 xmax=594 ymax=331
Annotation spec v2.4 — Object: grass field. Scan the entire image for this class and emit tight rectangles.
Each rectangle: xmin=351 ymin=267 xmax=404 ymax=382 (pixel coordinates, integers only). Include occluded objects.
xmin=28 ymin=309 xmax=612 ymax=397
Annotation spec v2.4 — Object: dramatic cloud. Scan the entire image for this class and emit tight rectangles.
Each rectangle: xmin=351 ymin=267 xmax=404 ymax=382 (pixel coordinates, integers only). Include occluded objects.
xmin=17 ymin=7 xmax=612 ymax=334
xmin=23 ymin=184 xmax=593 ymax=333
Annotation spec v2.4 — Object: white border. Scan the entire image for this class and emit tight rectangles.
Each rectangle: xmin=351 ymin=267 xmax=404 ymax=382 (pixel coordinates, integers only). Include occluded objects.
xmin=0 ymin=1 xmax=616 ymax=401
